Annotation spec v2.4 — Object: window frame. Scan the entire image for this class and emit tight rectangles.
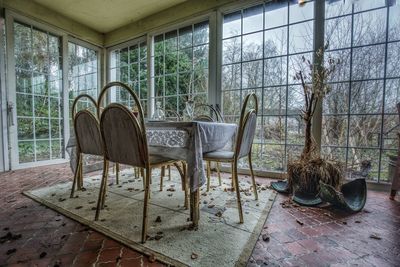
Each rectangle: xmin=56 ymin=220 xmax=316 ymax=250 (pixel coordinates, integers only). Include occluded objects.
xmin=4 ymin=10 xmax=102 ymax=169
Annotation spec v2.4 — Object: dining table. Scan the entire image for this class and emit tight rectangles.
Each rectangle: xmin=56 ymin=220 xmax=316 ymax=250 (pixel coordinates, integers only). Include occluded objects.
xmin=66 ymin=120 xmax=238 ymax=227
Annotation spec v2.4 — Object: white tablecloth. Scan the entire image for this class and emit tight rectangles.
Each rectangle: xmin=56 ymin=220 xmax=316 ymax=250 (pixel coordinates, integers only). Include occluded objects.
xmin=66 ymin=121 xmax=237 ymax=191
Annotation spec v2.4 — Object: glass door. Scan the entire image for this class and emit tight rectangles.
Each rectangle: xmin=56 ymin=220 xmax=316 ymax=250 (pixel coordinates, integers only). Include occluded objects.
xmin=9 ymin=21 xmax=64 ymax=167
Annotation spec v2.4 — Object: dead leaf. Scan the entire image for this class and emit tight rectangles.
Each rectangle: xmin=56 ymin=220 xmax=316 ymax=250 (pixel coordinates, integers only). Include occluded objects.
xmin=39 ymin=252 xmax=47 ymax=258
xmin=6 ymin=248 xmax=16 ymax=255
xmin=148 ymin=254 xmax=156 ymax=262
xmin=262 ymin=234 xmax=270 ymax=242
xmin=155 ymin=216 xmax=162 ymax=223
xmin=191 ymin=253 xmax=198 ymax=260
xmin=207 ymin=204 xmax=215 ymax=209
xmin=296 ymin=219 xmax=304 ymax=226
xmin=355 ymin=220 xmax=361 ymax=223
xmin=75 ymin=206 xmax=83 ymax=210
xmin=369 ymin=234 xmax=382 ymax=240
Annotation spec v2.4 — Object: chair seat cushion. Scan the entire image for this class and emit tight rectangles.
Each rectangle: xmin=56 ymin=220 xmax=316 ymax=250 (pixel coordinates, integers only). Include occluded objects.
xmin=149 ymin=155 xmax=177 ymax=165
xmin=203 ymin=150 xmax=234 ymax=160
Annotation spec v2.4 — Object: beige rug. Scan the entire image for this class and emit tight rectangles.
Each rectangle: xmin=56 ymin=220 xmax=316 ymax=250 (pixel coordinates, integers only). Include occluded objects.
xmin=23 ymin=168 xmax=276 ymax=267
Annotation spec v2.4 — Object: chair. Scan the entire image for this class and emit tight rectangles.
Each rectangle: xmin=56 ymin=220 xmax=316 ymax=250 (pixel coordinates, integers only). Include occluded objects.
xmin=95 ymin=82 xmax=188 ymax=243
xmin=194 ymin=104 xmax=224 ymax=187
xmin=70 ymin=94 xmax=106 ymax=197
xmin=203 ymin=93 xmax=258 ymax=223
xmin=194 ymin=103 xmax=224 ymax=122
xmin=97 ymin=82 xmax=186 ymax=192
xmin=390 ymin=102 xmax=400 ymax=199
xmin=159 ymin=108 xmax=182 ymax=183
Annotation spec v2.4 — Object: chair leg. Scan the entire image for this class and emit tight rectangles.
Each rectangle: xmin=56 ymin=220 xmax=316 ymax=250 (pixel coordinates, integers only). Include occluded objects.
xmin=248 ymin=153 xmax=258 ymax=200
xmin=233 ymin=161 xmax=244 ymax=223
xmin=168 ymin=165 xmax=171 ymax=181
xmin=231 ymin=162 xmax=235 ymax=191
xmin=70 ymin=153 xmax=81 ymax=198
xmin=101 ymin=161 xmax=110 ymax=209
xmin=78 ymin=154 xmax=83 ymax=190
xmin=141 ymin=168 xmax=145 ymax=188
xmin=217 ymin=162 xmax=222 ymax=186
xmin=206 ymin=161 xmax=211 ymax=192
xmin=116 ymin=163 xmax=120 ymax=185
xmin=160 ymin=167 xmax=164 ymax=191
xmin=141 ymin=167 xmax=151 ymax=243
xmin=95 ymin=160 xmax=109 ymax=221
xmin=183 ymin=162 xmax=189 ymax=209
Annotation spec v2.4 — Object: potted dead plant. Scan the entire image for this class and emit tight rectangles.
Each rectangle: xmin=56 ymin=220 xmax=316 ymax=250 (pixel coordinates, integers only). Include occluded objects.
xmin=272 ymin=45 xmax=344 ymax=206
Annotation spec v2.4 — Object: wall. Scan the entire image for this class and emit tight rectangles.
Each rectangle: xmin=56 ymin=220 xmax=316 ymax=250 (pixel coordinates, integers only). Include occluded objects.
xmin=0 ymin=0 xmax=104 ymax=46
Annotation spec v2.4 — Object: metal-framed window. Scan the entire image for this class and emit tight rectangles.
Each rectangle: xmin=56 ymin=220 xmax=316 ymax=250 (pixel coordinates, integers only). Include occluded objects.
xmin=108 ymin=38 xmax=148 ymax=115
xmin=67 ymin=40 xmax=100 ymax=132
xmin=150 ymin=21 xmax=210 ymax=116
xmin=322 ymin=0 xmax=400 ymax=183
xmin=221 ymin=1 xmax=315 ymax=172
xmin=12 ymin=21 xmax=64 ymax=164
xmin=4 ymin=10 xmax=102 ymax=169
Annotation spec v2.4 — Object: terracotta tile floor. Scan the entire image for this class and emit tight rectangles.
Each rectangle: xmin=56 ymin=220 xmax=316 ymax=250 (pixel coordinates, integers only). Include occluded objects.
xmin=0 ymin=163 xmax=399 ymax=267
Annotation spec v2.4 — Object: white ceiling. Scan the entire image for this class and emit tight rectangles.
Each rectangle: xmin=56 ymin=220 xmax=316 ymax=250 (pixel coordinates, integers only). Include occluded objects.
xmin=33 ymin=0 xmax=187 ymax=33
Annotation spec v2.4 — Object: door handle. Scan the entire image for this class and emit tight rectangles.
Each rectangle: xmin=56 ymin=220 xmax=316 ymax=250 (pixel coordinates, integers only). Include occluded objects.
xmin=7 ymin=101 xmax=14 ymax=126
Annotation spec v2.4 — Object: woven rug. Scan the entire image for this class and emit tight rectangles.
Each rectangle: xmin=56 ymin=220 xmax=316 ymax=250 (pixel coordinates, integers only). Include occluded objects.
xmin=23 ymin=168 xmax=276 ymax=267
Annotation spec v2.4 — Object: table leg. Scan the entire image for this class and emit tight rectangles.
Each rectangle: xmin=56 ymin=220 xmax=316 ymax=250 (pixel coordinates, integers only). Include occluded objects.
xmin=189 ymin=189 xmax=200 ymax=228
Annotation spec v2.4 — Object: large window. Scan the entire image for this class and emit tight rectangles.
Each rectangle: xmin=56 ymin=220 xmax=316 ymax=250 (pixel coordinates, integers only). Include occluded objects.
xmin=152 ymin=21 xmax=209 ymax=115
xmin=110 ymin=40 xmax=148 ymax=115
xmin=323 ymin=0 xmax=400 ymax=182
xmin=68 ymin=42 xmax=99 ymax=131
xmin=222 ymin=1 xmax=314 ymax=171
xmin=14 ymin=22 xmax=63 ymax=163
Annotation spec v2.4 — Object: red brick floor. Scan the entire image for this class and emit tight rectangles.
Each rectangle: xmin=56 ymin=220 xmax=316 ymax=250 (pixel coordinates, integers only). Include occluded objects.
xmin=0 ymin=163 xmax=399 ymax=267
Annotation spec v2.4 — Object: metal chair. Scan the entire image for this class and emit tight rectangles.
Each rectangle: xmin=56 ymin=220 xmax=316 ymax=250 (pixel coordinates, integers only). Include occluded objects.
xmin=194 ymin=103 xmax=224 ymax=122
xmin=95 ymin=82 xmax=188 ymax=243
xmin=194 ymin=104 xmax=224 ymax=186
xmin=70 ymin=94 xmax=118 ymax=198
xmin=203 ymin=93 xmax=259 ymax=223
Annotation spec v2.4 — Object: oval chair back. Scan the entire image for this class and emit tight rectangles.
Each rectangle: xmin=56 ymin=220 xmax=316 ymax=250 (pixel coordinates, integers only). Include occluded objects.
xmin=234 ymin=93 xmax=258 ymax=160
xmin=72 ymin=93 xmax=101 ymax=155
xmin=100 ymin=103 xmax=148 ymax=168
xmin=70 ymin=94 xmax=100 ymax=198
xmin=97 ymin=81 xmax=146 ymax=131
xmin=194 ymin=103 xmax=224 ymax=122
xmin=74 ymin=110 xmax=103 ymax=156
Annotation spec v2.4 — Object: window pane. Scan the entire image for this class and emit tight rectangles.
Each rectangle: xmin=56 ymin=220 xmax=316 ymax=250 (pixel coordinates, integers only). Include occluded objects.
xmin=322 ymin=115 xmax=348 ymax=146
xmin=243 ymin=5 xmax=263 ymax=34
xmin=352 ymin=45 xmax=385 ymax=80
xmin=289 ymin=1 xmax=314 ymax=23
xmin=353 ymin=8 xmax=387 ymax=46
xmin=264 ymin=1 xmax=287 ymax=29
xmin=264 ymin=27 xmax=287 ymax=57
xmin=223 ymin=11 xmax=241 ymax=38
xmin=325 ymin=16 xmax=352 ymax=50
xmin=386 ymin=42 xmax=400 ymax=78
